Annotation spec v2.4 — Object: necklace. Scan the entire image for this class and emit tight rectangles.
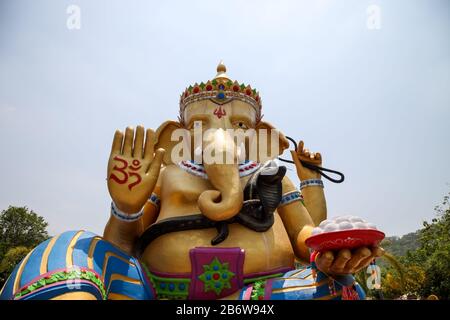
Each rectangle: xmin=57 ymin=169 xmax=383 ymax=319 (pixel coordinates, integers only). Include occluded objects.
xmin=178 ymin=160 xmax=260 ymax=179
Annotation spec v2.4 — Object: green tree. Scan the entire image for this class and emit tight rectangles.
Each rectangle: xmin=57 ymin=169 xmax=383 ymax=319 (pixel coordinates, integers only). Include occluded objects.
xmin=411 ymin=193 xmax=450 ymax=299
xmin=0 ymin=246 xmax=31 ymax=276
xmin=379 ymin=261 xmax=425 ymax=299
xmin=0 ymin=206 xmax=50 ymax=286
xmin=356 ymin=251 xmax=407 ymax=299
xmin=375 ymin=192 xmax=450 ymax=299
xmin=381 ymin=231 xmax=420 ymax=257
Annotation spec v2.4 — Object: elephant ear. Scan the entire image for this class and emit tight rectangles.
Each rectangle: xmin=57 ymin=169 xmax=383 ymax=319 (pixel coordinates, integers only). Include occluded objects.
xmin=254 ymin=121 xmax=290 ymax=163
xmin=155 ymin=120 xmax=190 ymax=165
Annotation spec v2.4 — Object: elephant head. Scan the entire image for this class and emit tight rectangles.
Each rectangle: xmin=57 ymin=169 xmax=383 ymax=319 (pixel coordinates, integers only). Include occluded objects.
xmin=154 ymin=62 xmax=289 ymax=222
xmin=155 ymin=98 xmax=289 ymax=222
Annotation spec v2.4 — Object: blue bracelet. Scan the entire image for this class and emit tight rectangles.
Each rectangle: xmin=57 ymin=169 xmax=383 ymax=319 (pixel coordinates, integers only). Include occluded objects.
xmin=300 ymin=179 xmax=324 ymax=190
xmin=110 ymin=202 xmax=144 ymax=222
xmin=279 ymin=190 xmax=304 ymax=207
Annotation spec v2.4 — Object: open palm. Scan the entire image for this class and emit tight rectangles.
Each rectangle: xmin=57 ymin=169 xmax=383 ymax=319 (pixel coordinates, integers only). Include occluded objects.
xmin=107 ymin=125 xmax=164 ymax=214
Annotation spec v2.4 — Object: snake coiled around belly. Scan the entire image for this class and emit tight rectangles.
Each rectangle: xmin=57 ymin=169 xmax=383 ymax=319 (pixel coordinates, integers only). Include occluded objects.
xmin=135 ymin=161 xmax=286 ymax=257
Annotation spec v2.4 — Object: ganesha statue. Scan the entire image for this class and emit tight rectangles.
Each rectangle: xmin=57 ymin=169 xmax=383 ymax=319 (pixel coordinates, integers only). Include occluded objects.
xmin=0 ymin=63 xmax=383 ymax=300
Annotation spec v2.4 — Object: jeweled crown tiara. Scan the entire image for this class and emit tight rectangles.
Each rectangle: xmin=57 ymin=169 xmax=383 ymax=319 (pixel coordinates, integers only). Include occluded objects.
xmin=179 ymin=62 xmax=262 ymax=123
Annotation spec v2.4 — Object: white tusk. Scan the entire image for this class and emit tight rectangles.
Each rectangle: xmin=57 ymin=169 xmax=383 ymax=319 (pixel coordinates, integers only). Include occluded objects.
xmin=195 ymin=146 xmax=202 ymax=157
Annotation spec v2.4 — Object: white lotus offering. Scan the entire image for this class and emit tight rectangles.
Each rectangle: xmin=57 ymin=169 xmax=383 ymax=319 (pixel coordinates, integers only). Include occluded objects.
xmin=306 ymin=215 xmax=385 ymax=251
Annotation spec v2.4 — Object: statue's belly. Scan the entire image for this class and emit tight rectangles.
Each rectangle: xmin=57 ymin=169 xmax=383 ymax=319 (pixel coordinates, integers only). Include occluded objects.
xmin=140 ymin=213 xmax=294 ymax=275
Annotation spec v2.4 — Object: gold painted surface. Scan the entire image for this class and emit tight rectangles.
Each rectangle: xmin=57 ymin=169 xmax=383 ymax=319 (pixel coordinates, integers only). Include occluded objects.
xmin=66 ymin=230 xmax=84 ymax=268
xmin=106 ymin=125 xmax=164 ymax=215
xmin=50 ymin=292 xmax=98 ymax=300
xmin=104 ymin=75 xmax=328 ymax=278
xmin=108 ymin=293 xmax=135 ymax=300
xmin=278 ymin=176 xmax=314 ymax=262
xmin=39 ymin=234 xmax=60 ymax=274
xmin=142 ymin=209 xmax=294 ymax=275
xmin=301 ymin=186 xmax=327 ymax=226
xmin=87 ymin=237 xmax=102 ymax=270
xmin=138 ymin=99 xmax=310 ymax=275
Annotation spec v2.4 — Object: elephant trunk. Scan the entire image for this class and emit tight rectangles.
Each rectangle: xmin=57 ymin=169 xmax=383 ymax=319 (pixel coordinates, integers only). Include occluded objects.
xmin=198 ymin=163 xmax=243 ymax=221
xmin=198 ymin=129 xmax=243 ymax=221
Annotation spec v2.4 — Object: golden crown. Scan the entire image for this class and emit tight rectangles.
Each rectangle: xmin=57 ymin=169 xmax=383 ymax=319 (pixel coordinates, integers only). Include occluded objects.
xmin=179 ymin=62 xmax=262 ymax=123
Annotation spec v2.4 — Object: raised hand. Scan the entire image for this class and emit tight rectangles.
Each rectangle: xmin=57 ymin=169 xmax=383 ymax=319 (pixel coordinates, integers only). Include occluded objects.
xmin=290 ymin=140 xmax=322 ymax=181
xmin=107 ymin=125 xmax=165 ymax=214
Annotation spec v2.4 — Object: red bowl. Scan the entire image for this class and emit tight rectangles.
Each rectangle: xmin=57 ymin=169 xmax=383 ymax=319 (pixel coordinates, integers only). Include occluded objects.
xmin=305 ymin=229 xmax=385 ymax=252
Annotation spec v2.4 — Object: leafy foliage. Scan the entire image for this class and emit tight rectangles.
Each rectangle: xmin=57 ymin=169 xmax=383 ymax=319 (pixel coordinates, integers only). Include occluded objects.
xmin=0 ymin=246 xmax=31 ymax=275
xmin=381 ymin=231 xmax=419 ymax=257
xmin=0 ymin=206 xmax=50 ymax=286
xmin=411 ymin=193 xmax=450 ymax=298
xmin=362 ymin=192 xmax=450 ymax=300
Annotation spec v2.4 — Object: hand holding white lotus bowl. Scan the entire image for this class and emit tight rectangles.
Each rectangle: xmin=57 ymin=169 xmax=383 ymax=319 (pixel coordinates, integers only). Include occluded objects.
xmin=306 ymin=216 xmax=385 ymax=275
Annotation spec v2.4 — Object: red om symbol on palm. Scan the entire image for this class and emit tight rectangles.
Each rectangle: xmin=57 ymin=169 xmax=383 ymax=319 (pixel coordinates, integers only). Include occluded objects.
xmin=109 ymin=156 xmax=142 ymax=190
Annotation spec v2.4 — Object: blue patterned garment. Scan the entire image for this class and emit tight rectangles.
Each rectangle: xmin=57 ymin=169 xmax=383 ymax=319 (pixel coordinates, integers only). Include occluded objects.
xmin=239 ymin=267 xmax=365 ymax=300
xmin=0 ymin=231 xmax=154 ymax=300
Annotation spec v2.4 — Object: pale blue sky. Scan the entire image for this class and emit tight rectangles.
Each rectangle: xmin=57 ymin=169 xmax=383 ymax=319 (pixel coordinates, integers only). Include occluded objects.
xmin=0 ymin=0 xmax=449 ymax=237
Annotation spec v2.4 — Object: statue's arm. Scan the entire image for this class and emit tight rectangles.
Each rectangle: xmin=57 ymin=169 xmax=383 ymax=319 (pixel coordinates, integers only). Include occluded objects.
xmin=277 ymin=176 xmax=315 ymax=263
xmin=141 ymin=185 xmax=161 ymax=228
xmin=300 ymin=180 xmax=327 ymax=226
xmin=289 ymin=141 xmax=327 ymax=226
xmin=103 ymin=178 xmax=162 ymax=255
xmin=103 ymin=126 xmax=165 ymax=255
xmin=103 ymin=208 xmax=146 ymax=255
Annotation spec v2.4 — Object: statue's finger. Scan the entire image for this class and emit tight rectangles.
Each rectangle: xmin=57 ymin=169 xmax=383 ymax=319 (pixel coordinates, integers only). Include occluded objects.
xmin=111 ymin=130 xmax=123 ymax=154
xmin=290 ymin=150 xmax=304 ymax=171
xmin=146 ymin=148 xmax=165 ymax=176
xmin=345 ymin=247 xmax=371 ymax=272
xmin=133 ymin=125 xmax=145 ymax=159
xmin=372 ymin=246 xmax=385 ymax=258
xmin=297 ymin=140 xmax=304 ymax=157
xmin=123 ymin=126 xmax=134 ymax=156
xmin=144 ymin=129 xmax=156 ymax=161
xmin=330 ymin=249 xmax=351 ymax=273
xmin=316 ymin=251 xmax=334 ymax=273
xmin=355 ymin=247 xmax=385 ymax=272
xmin=315 ymin=152 xmax=322 ymax=161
